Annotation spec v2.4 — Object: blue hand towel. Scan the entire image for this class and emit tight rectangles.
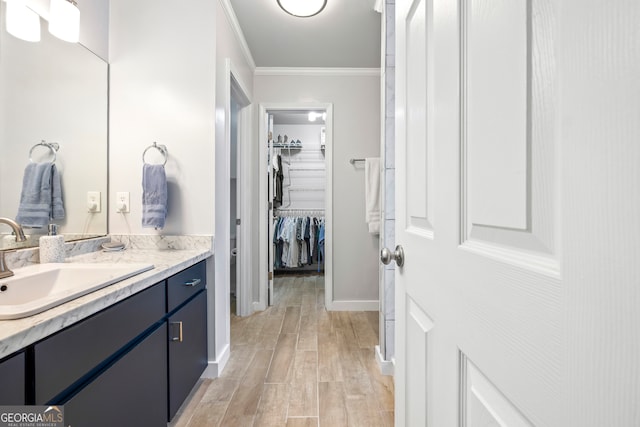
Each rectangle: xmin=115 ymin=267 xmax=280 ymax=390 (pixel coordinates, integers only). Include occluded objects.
xmin=16 ymin=162 xmax=65 ymax=228
xmin=142 ymin=164 xmax=168 ymax=229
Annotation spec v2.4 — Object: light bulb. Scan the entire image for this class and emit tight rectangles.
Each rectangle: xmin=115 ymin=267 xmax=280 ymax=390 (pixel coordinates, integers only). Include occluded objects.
xmin=48 ymin=0 xmax=80 ymax=43
xmin=308 ymin=112 xmax=326 ymax=122
xmin=6 ymin=0 xmax=41 ymax=42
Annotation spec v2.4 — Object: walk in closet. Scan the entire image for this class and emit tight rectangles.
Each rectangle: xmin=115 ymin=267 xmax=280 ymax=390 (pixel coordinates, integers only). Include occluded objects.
xmin=267 ymin=110 xmax=327 ymax=304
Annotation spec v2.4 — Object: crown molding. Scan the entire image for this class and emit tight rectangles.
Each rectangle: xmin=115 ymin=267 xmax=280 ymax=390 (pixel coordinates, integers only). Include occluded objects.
xmin=218 ymin=0 xmax=256 ymax=70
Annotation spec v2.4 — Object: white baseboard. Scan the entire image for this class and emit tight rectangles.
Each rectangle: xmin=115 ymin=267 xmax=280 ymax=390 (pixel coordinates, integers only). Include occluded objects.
xmin=201 ymin=343 xmax=230 ymax=378
xmin=327 ymin=300 xmax=379 ymax=311
xmin=375 ymin=345 xmax=394 ymax=376
xmin=252 ymin=301 xmax=266 ymax=312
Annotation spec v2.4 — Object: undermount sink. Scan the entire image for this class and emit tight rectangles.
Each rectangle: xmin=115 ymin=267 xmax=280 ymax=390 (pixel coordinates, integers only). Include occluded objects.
xmin=0 ymin=263 xmax=154 ymax=320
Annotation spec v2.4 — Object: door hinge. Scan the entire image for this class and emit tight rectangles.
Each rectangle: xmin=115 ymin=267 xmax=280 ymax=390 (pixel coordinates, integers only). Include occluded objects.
xmin=268 ymin=272 xmax=273 ymax=280
xmin=268 ymin=202 xmax=273 ymax=210
xmin=236 ymin=218 xmax=241 ymax=225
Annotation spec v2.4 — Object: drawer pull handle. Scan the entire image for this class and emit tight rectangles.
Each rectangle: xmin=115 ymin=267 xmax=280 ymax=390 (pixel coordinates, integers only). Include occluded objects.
xmin=170 ymin=321 xmax=183 ymax=342
xmin=184 ymin=278 xmax=201 ymax=287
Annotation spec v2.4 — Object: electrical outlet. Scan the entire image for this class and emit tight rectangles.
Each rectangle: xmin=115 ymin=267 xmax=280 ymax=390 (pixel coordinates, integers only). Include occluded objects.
xmin=116 ymin=192 xmax=130 ymax=213
xmin=87 ymin=191 xmax=101 ymax=212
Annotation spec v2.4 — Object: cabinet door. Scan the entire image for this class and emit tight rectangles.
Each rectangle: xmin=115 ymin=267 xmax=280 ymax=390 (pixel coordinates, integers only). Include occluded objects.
xmin=64 ymin=324 xmax=168 ymax=427
xmin=168 ymin=290 xmax=207 ymax=420
xmin=0 ymin=351 xmax=25 ymax=404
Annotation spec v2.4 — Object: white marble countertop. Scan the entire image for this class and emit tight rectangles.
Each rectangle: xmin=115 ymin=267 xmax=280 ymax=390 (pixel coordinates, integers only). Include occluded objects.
xmin=0 ymin=245 xmax=212 ymax=360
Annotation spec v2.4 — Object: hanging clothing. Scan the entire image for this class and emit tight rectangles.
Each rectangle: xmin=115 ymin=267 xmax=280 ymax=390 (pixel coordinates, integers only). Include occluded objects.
xmin=304 ymin=217 xmax=312 ymax=265
xmin=273 ymin=217 xmax=283 ymax=269
xmin=318 ymin=222 xmax=325 ymax=267
xmin=310 ymin=218 xmax=317 ymax=259
xmin=273 ymin=154 xmax=283 ymax=207
xmin=273 ymin=215 xmax=324 ymax=269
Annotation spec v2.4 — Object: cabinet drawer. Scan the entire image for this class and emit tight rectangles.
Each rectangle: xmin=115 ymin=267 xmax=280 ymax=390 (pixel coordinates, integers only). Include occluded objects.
xmin=35 ymin=283 xmax=165 ymax=403
xmin=167 ymin=261 xmax=206 ymax=312
xmin=64 ymin=324 xmax=168 ymax=427
xmin=0 ymin=351 xmax=25 ymax=404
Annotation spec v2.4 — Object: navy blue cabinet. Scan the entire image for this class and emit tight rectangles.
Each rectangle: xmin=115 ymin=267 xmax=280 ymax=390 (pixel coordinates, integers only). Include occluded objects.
xmin=167 ymin=260 xmax=206 ymax=312
xmin=168 ymin=291 xmax=208 ymax=419
xmin=64 ymin=324 xmax=168 ymax=427
xmin=7 ymin=260 xmax=208 ymax=424
xmin=0 ymin=351 xmax=25 ymax=404
xmin=35 ymin=283 xmax=165 ymax=403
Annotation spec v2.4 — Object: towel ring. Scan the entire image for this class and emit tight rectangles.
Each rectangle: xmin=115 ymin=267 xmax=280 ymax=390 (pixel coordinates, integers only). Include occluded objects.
xmin=29 ymin=140 xmax=59 ymax=163
xmin=142 ymin=142 xmax=168 ymax=166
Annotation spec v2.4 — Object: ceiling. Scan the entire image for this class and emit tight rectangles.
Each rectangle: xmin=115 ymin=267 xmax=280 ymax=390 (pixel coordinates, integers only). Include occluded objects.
xmin=271 ymin=110 xmax=326 ymax=125
xmin=228 ymin=0 xmax=382 ymax=68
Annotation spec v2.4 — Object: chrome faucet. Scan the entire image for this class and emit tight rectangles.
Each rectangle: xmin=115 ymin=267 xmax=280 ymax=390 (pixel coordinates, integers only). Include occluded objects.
xmin=0 ymin=218 xmax=27 ymax=279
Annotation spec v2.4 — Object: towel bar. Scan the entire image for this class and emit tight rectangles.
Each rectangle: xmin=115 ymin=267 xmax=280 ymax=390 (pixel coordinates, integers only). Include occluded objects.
xmin=29 ymin=140 xmax=59 ymax=163
xmin=143 ymin=141 xmax=168 ymax=166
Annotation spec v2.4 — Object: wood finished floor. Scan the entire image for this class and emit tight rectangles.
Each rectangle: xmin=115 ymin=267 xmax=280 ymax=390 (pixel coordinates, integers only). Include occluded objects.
xmin=172 ymin=275 xmax=394 ymax=427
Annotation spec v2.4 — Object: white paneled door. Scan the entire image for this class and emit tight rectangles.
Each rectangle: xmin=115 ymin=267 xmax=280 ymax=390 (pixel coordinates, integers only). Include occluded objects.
xmin=394 ymin=0 xmax=640 ymax=425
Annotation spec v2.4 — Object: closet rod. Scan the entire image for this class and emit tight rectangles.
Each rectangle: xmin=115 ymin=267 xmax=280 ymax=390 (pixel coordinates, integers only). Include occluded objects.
xmin=275 ymin=209 xmax=325 ymax=218
xmin=349 ymin=158 xmax=365 ymax=164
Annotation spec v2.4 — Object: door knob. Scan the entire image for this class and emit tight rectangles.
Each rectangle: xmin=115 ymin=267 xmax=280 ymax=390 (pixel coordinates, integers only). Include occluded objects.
xmin=380 ymin=245 xmax=404 ymax=267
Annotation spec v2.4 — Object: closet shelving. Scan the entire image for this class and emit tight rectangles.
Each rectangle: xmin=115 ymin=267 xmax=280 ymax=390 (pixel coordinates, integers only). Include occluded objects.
xmin=272 ymin=139 xmax=303 ymax=149
xmin=272 ymin=143 xmax=303 ymax=149
xmin=271 ymin=135 xmax=303 ymax=149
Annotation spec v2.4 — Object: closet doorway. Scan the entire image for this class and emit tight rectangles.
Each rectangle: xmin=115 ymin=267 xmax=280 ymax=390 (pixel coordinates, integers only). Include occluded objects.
xmin=259 ymin=104 xmax=333 ymax=309
xmin=230 ymin=93 xmax=240 ymax=314
xmin=216 ymin=61 xmax=252 ymax=326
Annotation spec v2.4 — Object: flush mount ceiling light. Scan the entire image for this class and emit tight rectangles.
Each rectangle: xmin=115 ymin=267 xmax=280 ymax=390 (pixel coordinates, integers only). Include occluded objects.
xmin=48 ymin=0 xmax=80 ymax=43
xmin=5 ymin=0 xmax=41 ymax=42
xmin=277 ymin=0 xmax=327 ymax=17
xmin=308 ymin=112 xmax=327 ymax=122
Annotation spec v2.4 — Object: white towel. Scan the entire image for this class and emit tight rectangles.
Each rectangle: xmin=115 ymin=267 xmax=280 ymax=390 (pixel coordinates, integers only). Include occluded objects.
xmin=365 ymin=157 xmax=381 ymax=234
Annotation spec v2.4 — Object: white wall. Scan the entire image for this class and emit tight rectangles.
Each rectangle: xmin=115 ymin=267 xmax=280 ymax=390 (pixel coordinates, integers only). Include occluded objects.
xmin=254 ymin=71 xmax=381 ymax=305
xmin=108 ymin=0 xmax=217 ymax=236
xmin=273 ymin=123 xmax=326 ymax=210
xmin=215 ymin=2 xmax=254 ymax=97
xmin=109 ymin=0 xmax=222 ymax=373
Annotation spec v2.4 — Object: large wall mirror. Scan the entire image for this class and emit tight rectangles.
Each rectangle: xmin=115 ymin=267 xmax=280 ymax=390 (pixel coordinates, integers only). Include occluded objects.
xmin=0 ymin=4 xmax=108 ymax=249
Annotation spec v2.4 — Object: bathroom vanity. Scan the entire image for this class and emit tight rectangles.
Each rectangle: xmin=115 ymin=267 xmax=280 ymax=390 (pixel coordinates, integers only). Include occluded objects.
xmin=0 ymin=351 xmax=24 ymax=404
xmin=0 ymin=240 xmax=212 ymax=425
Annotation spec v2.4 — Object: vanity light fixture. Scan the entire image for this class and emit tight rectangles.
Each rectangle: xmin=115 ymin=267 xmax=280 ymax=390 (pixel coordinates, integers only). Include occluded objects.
xmin=5 ymin=0 xmax=41 ymax=42
xmin=277 ymin=0 xmax=327 ymax=18
xmin=48 ymin=0 xmax=80 ymax=43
